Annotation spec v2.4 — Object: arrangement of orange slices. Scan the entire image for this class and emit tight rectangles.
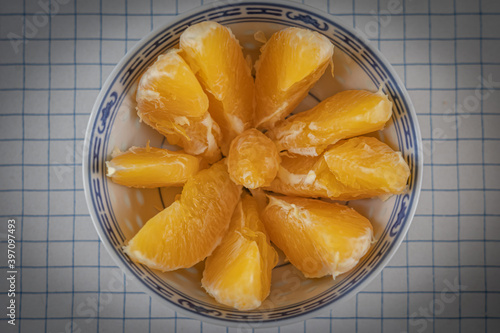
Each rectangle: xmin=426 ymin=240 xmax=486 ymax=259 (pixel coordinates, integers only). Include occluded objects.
xmin=107 ymin=21 xmax=411 ymax=310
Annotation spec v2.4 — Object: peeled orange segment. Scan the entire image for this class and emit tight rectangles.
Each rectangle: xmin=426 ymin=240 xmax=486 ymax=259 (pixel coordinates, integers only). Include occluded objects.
xmin=267 ymin=90 xmax=393 ymax=156
xmin=229 ymin=193 xmax=269 ymax=234
xmin=267 ymin=137 xmax=409 ymax=200
xmin=136 ymin=49 xmax=208 ymax=118
xmin=227 ymin=129 xmax=281 ymax=189
xmin=202 ymin=193 xmax=278 ymax=310
xmin=261 ymin=195 xmax=373 ymax=278
xmin=136 ymin=49 xmax=222 ymax=163
xmin=323 ymin=136 xmax=410 ymax=194
xmin=254 ymin=27 xmax=334 ymax=130
xmin=180 ymin=21 xmax=255 ymax=154
xmin=265 ymin=153 xmax=333 ymax=199
xmin=105 ymin=146 xmax=201 ymax=188
xmin=124 ymin=161 xmax=241 ymax=272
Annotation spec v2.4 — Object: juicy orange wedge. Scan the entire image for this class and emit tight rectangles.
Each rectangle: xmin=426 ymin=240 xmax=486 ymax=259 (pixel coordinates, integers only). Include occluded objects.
xmin=136 ymin=49 xmax=222 ymax=163
xmin=180 ymin=21 xmax=255 ymax=154
xmin=261 ymin=195 xmax=373 ymax=278
xmin=227 ymin=129 xmax=281 ymax=189
xmin=267 ymin=136 xmax=410 ymax=200
xmin=136 ymin=49 xmax=207 ymax=118
xmin=124 ymin=161 xmax=241 ymax=271
xmin=106 ymin=145 xmax=201 ymax=188
xmin=202 ymin=193 xmax=278 ymax=310
xmin=254 ymin=27 xmax=334 ymax=130
xmin=323 ymin=136 xmax=410 ymax=194
xmin=267 ymin=90 xmax=392 ymax=156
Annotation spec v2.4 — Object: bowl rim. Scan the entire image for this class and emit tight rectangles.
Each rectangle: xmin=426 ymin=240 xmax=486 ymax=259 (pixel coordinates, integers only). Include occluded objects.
xmin=82 ymin=0 xmax=423 ymax=328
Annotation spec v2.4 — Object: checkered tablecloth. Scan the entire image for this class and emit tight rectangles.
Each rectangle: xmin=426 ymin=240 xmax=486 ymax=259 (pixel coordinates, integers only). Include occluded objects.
xmin=0 ymin=0 xmax=499 ymax=332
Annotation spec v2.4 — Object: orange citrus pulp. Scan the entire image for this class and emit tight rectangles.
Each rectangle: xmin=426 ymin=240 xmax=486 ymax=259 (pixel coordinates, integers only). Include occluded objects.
xmin=261 ymin=195 xmax=373 ymax=278
xmin=180 ymin=21 xmax=255 ymax=154
xmin=106 ymin=145 xmax=201 ymax=188
xmin=202 ymin=193 xmax=278 ymax=310
xmin=254 ymin=27 xmax=334 ymax=130
xmin=267 ymin=89 xmax=392 ymax=156
xmin=124 ymin=161 xmax=241 ymax=271
xmin=227 ymin=129 xmax=281 ymax=189
xmin=136 ymin=49 xmax=221 ymax=163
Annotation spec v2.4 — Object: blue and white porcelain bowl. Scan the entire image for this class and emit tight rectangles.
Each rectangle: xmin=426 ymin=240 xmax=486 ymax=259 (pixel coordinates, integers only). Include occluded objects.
xmin=83 ymin=0 xmax=422 ymax=327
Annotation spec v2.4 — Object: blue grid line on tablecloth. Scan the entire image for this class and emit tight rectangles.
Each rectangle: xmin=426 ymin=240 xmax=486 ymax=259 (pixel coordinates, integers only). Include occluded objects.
xmin=43 ymin=2 xmax=51 ymax=331
xmin=457 ymin=57 xmax=467 ymax=333
xmin=479 ymin=0 xmax=489 ymax=328
xmin=454 ymin=2 xmax=462 ymax=330
xmin=426 ymin=4 xmax=437 ymax=333
xmin=0 ymin=0 xmax=500 ymax=332
xmin=70 ymin=1 xmax=77 ymax=332
xmin=16 ymin=0 xmax=26 ymax=331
